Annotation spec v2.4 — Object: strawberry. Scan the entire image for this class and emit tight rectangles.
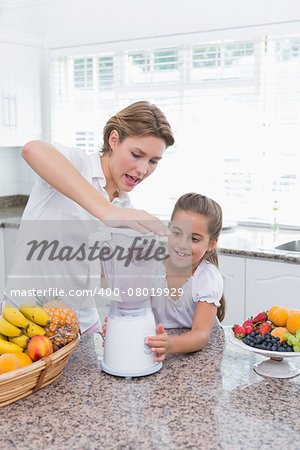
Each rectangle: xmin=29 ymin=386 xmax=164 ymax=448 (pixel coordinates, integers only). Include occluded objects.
xmin=244 ymin=324 xmax=255 ymax=335
xmin=243 ymin=320 xmax=254 ymax=328
xmin=260 ymin=322 xmax=271 ymax=335
xmin=252 ymin=312 xmax=268 ymax=324
xmin=233 ymin=325 xmax=245 ymax=339
xmin=232 ymin=324 xmax=239 ymax=332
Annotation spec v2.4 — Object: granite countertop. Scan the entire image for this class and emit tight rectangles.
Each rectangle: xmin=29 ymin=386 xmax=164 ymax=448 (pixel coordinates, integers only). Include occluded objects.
xmin=0 ymin=195 xmax=27 ymax=229
xmin=218 ymin=226 xmax=300 ymax=264
xmin=1 ymin=327 xmax=299 ymax=449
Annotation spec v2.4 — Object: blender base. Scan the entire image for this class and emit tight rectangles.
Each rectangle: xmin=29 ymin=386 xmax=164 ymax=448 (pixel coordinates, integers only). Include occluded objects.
xmin=100 ymin=360 xmax=163 ymax=378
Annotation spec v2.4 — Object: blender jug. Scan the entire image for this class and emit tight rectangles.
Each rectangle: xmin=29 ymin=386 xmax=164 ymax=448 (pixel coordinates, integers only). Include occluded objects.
xmin=90 ymin=227 xmax=163 ymax=377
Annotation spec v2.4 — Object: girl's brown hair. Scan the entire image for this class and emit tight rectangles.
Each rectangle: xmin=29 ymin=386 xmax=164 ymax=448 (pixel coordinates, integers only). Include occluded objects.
xmin=101 ymin=101 xmax=174 ymax=154
xmin=171 ymin=193 xmax=226 ymax=322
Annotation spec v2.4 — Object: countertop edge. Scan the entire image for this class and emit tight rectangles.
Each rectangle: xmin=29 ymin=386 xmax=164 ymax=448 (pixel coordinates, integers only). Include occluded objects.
xmin=219 ymin=247 xmax=300 ymax=264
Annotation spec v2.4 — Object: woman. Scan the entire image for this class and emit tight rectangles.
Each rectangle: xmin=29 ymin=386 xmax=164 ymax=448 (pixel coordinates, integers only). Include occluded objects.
xmin=21 ymin=101 xmax=175 ymax=333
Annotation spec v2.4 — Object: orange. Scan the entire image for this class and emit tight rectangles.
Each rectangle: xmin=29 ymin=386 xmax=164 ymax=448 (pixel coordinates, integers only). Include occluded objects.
xmin=14 ymin=352 xmax=33 ymax=368
xmin=268 ymin=306 xmax=289 ymax=327
xmin=286 ymin=310 xmax=300 ymax=334
xmin=271 ymin=327 xmax=289 ymax=342
xmin=0 ymin=353 xmax=20 ymax=374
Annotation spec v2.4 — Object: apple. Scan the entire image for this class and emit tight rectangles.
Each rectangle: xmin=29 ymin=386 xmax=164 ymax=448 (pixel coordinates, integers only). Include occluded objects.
xmin=27 ymin=335 xmax=53 ymax=361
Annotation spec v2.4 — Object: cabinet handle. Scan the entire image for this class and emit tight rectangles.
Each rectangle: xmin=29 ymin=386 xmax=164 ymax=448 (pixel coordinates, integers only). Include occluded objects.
xmin=4 ymin=96 xmax=10 ymax=127
xmin=10 ymin=95 xmax=17 ymax=127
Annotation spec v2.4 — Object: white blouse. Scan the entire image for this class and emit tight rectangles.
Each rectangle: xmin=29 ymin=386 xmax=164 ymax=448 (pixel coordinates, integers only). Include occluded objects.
xmin=22 ymin=143 xmax=132 ymax=221
xmin=20 ymin=143 xmax=133 ymax=332
xmin=150 ymin=259 xmax=223 ymax=329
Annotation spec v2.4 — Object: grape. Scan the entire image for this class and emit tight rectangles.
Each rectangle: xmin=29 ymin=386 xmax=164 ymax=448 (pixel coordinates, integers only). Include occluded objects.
xmin=239 ymin=330 xmax=298 ymax=352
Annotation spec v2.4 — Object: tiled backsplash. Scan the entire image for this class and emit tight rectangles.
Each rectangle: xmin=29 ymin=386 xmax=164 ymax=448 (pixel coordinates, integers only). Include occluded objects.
xmin=0 ymin=147 xmax=37 ymax=196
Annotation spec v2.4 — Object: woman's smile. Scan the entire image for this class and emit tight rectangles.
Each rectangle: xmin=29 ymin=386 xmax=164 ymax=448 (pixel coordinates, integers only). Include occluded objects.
xmin=124 ymin=174 xmax=142 ymax=187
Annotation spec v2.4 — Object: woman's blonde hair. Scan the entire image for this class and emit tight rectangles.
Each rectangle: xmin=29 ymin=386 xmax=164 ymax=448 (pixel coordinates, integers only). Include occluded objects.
xmin=171 ymin=193 xmax=226 ymax=322
xmin=101 ymin=101 xmax=174 ymax=154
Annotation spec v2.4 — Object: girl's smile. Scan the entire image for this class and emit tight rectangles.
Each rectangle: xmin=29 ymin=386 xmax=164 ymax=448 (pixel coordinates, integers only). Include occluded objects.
xmin=173 ymin=249 xmax=192 ymax=258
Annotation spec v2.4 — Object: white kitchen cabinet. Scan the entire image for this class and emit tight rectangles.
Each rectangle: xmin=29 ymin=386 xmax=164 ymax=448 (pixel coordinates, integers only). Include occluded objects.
xmin=3 ymin=227 xmax=19 ymax=276
xmin=218 ymin=254 xmax=246 ymax=326
xmin=245 ymin=258 xmax=300 ymax=318
xmin=0 ymin=39 xmax=42 ymax=146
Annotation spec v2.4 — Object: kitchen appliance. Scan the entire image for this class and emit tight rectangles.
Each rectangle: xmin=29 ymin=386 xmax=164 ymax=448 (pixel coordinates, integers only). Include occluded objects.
xmin=90 ymin=226 xmax=163 ymax=377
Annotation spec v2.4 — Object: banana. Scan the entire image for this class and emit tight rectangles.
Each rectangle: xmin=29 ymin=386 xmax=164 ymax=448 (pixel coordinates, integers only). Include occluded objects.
xmin=0 ymin=333 xmax=7 ymax=341
xmin=9 ymin=335 xmax=30 ymax=349
xmin=2 ymin=303 xmax=31 ymax=329
xmin=0 ymin=339 xmax=23 ymax=355
xmin=19 ymin=303 xmax=50 ymax=327
xmin=24 ymin=320 xmax=46 ymax=338
xmin=0 ymin=316 xmax=23 ymax=337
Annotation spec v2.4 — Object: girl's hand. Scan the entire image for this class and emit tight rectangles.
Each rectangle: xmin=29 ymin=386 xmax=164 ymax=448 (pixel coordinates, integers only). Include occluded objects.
xmin=103 ymin=206 xmax=170 ymax=237
xmin=146 ymin=323 xmax=172 ymax=362
xmin=100 ymin=317 xmax=107 ymax=347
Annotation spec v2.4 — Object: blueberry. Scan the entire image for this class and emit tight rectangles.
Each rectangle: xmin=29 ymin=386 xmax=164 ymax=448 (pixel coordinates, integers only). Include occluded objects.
xmin=250 ymin=342 xmax=255 ymax=347
xmin=272 ymin=345 xmax=278 ymax=351
xmin=255 ymin=330 xmax=260 ymax=335
xmin=276 ymin=336 xmax=280 ymax=341
xmin=250 ymin=332 xmax=256 ymax=337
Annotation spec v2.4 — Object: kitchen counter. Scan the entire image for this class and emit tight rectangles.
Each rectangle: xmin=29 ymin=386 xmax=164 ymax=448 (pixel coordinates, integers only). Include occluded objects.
xmin=218 ymin=225 xmax=300 ymax=264
xmin=0 ymin=195 xmax=27 ymax=229
xmin=1 ymin=327 xmax=299 ymax=449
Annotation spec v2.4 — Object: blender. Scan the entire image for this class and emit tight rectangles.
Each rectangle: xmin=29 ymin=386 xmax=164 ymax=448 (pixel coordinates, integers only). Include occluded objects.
xmin=89 ymin=226 xmax=163 ymax=377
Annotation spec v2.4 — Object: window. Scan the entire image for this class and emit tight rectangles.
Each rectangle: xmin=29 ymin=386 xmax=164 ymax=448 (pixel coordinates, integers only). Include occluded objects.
xmin=73 ymin=57 xmax=93 ymax=89
xmin=98 ymin=56 xmax=114 ymax=89
xmin=75 ymin=131 xmax=95 ymax=153
xmin=51 ymin=35 xmax=300 ymax=227
xmin=127 ymin=48 xmax=179 ymax=84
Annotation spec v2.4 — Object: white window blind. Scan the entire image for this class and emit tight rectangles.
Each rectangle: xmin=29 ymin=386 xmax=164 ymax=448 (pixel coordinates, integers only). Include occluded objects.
xmin=51 ymin=36 xmax=300 ymax=226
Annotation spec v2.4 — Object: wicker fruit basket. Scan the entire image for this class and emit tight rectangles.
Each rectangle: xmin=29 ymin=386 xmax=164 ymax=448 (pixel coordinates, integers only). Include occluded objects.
xmin=0 ymin=335 xmax=80 ymax=408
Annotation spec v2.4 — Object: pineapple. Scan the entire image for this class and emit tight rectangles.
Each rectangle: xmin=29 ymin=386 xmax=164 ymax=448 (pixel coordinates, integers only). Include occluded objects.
xmin=36 ymin=297 xmax=80 ymax=347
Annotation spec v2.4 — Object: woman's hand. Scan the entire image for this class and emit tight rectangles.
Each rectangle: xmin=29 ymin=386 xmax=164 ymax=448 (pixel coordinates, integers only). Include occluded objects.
xmin=103 ymin=206 xmax=170 ymax=237
xmin=146 ymin=323 xmax=172 ymax=362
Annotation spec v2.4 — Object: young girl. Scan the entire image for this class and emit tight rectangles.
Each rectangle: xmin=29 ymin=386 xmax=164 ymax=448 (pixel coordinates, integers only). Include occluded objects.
xmin=146 ymin=193 xmax=225 ymax=361
xmin=19 ymin=101 xmax=174 ymax=333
